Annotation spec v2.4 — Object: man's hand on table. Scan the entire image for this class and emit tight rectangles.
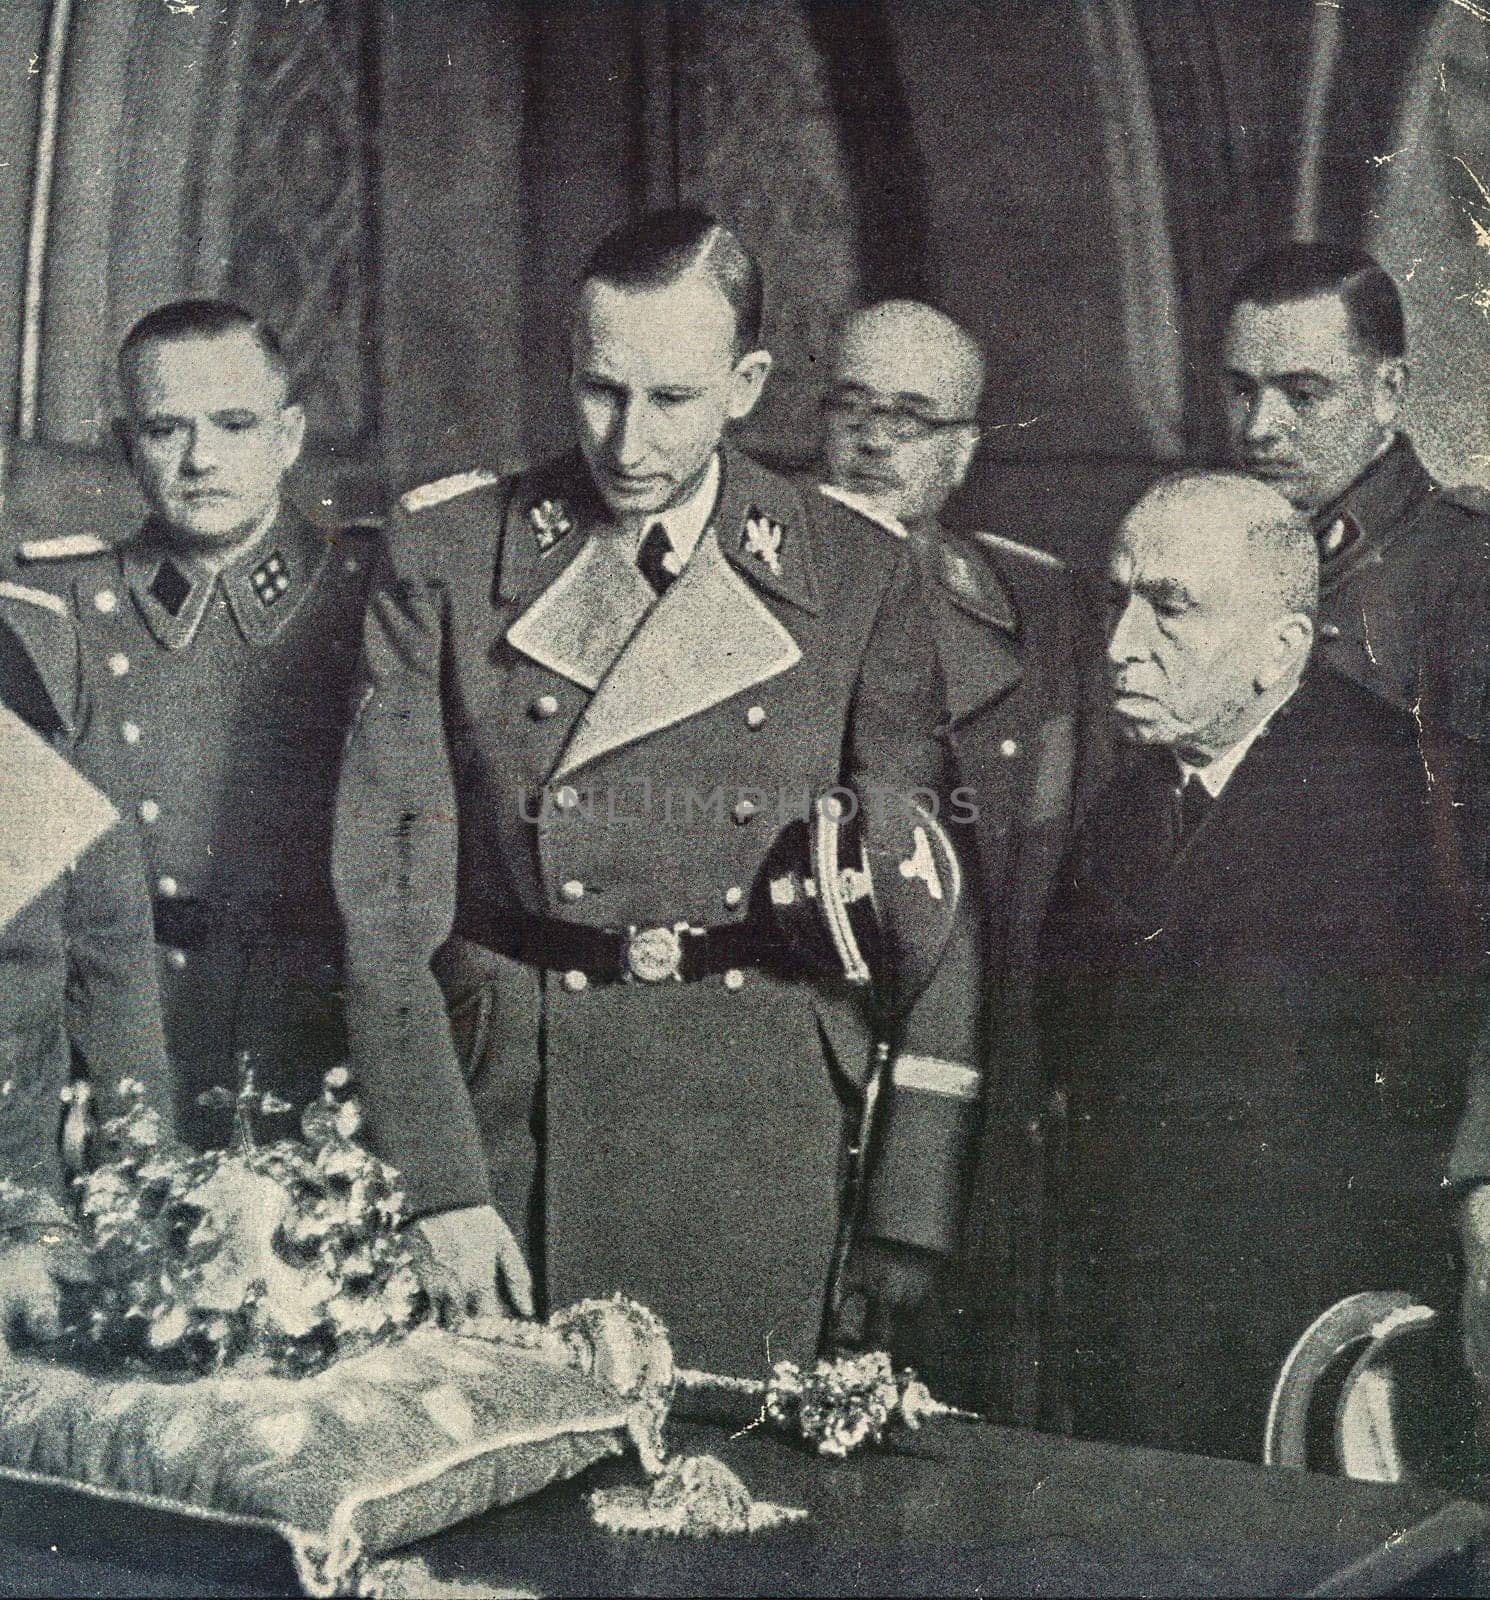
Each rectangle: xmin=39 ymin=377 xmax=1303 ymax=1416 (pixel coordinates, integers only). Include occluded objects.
xmin=412 ymin=1204 xmax=534 ymax=1324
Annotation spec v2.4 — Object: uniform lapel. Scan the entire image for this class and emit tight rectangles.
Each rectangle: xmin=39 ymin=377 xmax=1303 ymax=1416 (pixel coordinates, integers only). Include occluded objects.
xmin=219 ymin=509 xmax=331 ymax=644
xmin=552 ymin=526 xmax=801 ymax=780
xmin=505 ymin=534 xmax=657 ymax=691
xmin=124 ymin=534 xmax=215 ymax=651
xmin=936 ymin=530 xmax=1023 ymax=723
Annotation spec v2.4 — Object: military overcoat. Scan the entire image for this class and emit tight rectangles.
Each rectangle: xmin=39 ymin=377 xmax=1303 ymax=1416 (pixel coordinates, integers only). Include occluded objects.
xmin=16 ymin=507 xmax=377 ymax=1144
xmin=822 ymin=498 xmax=1107 ymax=1422
xmin=0 ymin=582 xmax=170 ymax=1201
xmin=333 ymin=447 xmax=973 ymax=1375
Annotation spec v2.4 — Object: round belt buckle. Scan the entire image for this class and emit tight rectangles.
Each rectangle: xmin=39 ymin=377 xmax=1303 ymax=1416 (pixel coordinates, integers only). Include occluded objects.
xmin=626 ymin=925 xmax=683 ymax=983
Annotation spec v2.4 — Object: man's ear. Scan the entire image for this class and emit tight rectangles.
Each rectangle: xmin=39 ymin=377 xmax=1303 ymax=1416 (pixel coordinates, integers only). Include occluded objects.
xmin=949 ymin=424 xmax=981 ymax=492
xmin=1373 ymin=357 xmax=1409 ymax=429
xmin=278 ymin=403 xmax=307 ymax=473
xmin=1257 ymin=612 xmax=1314 ymax=691
xmin=726 ymin=350 xmax=773 ymax=422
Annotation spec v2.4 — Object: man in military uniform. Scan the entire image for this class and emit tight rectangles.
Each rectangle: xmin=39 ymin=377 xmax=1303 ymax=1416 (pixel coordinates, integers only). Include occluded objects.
xmin=333 ymin=211 xmax=978 ymax=1374
xmin=14 ymin=300 xmax=376 ymax=1147
xmin=1223 ymin=243 xmax=1490 ymax=904
xmin=0 ymin=578 xmax=170 ymax=1337
xmin=819 ymin=300 xmax=1105 ymax=1421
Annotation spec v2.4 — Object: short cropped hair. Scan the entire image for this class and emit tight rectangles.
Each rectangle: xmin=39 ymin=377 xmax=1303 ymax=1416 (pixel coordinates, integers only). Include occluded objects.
xmin=1226 ymin=243 xmax=1405 ymax=360
xmin=118 ymin=299 xmax=289 ymax=382
xmin=583 ymin=208 xmax=764 ymax=355
xmin=1144 ymin=469 xmax=1320 ymax=620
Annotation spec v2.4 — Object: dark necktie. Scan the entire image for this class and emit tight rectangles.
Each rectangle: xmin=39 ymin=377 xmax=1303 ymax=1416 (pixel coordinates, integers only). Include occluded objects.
xmin=637 ymin=521 xmax=680 ymax=597
xmin=1178 ymin=772 xmax=1212 ymax=843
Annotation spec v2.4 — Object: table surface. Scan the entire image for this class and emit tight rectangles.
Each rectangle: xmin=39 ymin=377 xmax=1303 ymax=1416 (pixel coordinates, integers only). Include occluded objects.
xmin=412 ymin=1415 xmax=1490 ymax=1599
xmin=1 ymin=1414 xmax=1487 ymax=1598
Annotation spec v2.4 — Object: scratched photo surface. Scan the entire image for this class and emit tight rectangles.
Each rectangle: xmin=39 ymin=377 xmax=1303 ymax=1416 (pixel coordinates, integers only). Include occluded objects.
xmin=1 ymin=2 xmax=1490 ymax=1597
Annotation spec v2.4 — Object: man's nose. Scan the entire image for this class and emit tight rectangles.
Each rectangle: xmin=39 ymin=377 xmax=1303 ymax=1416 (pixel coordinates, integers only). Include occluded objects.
xmin=1242 ymin=389 xmax=1289 ymax=445
xmin=855 ymin=411 xmax=897 ymax=454
xmin=181 ymin=425 xmax=218 ymax=475
xmin=610 ymin=400 xmax=650 ymax=465
xmin=1106 ymin=598 xmax=1145 ymax=665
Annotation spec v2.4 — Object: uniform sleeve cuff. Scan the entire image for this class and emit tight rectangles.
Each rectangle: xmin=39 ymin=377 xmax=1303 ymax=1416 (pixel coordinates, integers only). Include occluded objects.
xmin=891 ymin=1054 xmax=982 ymax=1101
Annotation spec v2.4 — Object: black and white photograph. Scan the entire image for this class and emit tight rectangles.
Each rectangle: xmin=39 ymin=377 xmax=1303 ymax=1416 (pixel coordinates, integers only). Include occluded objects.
xmin=1 ymin=0 xmax=1489 ymax=1593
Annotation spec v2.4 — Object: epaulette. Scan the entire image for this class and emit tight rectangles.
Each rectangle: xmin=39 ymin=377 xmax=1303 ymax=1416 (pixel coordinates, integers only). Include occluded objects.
xmin=973 ymin=531 xmax=1067 ymax=573
xmin=0 ymin=579 xmax=67 ymax=616
xmin=817 ymin=482 xmax=908 ymax=539
xmin=398 ymin=469 xmax=502 ymax=515
xmin=14 ymin=532 xmax=112 ymax=564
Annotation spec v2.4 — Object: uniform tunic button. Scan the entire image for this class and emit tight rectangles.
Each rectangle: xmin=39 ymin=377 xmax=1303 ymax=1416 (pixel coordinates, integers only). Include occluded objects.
xmin=999 ymin=738 xmax=1020 ymax=758
xmin=344 ymin=557 xmax=360 ymax=573
xmin=563 ymin=969 xmax=588 ymax=994
xmin=723 ymin=885 xmax=744 ymax=908
xmin=723 ymin=968 xmax=745 ymax=992
xmin=554 ymin=784 xmax=580 ymax=811
xmin=560 ymin=879 xmax=585 ymax=902
xmin=733 ymin=798 xmax=758 ymax=824
xmin=107 ymin=653 xmax=130 ymax=676
xmin=93 ymin=589 xmax=118 ymax=614
xmin=121 ymin=721 xmax=142 ymax=744
xmin=745 ymin=705 xmax=766 ymax=729
xmin=156 ymin=876 xmax=179 ymax=898
xmin=138 ymin=800 xmax=160 ymax=824
xmin=1319 ymin=622 xmax=1342 ymax=639
xmin=164 ymin=948 xmax=188 ymax=972
xmin=532 ymin=694 xmax=560 ymax=720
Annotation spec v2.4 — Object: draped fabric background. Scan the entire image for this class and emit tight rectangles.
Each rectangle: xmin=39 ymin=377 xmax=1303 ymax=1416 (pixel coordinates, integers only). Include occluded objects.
xmin=0 ymin=0 xmax=1483 ymax=560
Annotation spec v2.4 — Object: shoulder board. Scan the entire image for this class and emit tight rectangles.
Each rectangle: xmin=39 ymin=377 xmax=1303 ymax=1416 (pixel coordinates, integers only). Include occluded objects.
xmin=15 ymin=532 xmax=112 ymax=563
xmin=398 ymin=469 xmax=502 ymax=515
xmin=0 ymin=579 xmax=67 ymax=615
xmin=973 ymin=532 xmax=1067 ymax=573
xmin=817 ymin=482 xmax=907 ymax=539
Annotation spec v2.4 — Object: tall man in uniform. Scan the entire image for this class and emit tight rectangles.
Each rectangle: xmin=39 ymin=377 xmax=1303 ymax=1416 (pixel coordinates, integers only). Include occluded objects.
xmin=15 ymin=300 xmax=377 ymax=1146
xmin=819 ymin=299 xmax=1103 ymax=1420
xmin=1223 ymin=243 xmax=1490 ymax=902
xmin=1045 ymin=472 xmax=1476 ymax=1460
xmin=333 ymin=211 xmax=978 ymax=1373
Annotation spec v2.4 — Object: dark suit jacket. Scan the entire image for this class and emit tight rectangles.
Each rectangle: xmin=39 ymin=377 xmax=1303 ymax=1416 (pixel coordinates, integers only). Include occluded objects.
xmin=1040 ymin=663 xmax=1482 ymax=1461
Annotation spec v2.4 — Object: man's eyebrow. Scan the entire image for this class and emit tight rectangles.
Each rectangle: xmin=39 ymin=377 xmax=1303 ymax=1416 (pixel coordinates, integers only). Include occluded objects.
xmin=1225 ymin=365 xmax=1332 ymax=387
xmin=1134 ymin=575 xmax=1196 ymax=608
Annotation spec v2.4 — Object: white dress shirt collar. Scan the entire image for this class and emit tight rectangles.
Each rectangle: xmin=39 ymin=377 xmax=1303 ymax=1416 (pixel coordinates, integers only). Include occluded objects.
xmin=636 ymin=452 xmax=721 ymax=567
xmin=1178 ymin=677 xmax=1304 ymax=798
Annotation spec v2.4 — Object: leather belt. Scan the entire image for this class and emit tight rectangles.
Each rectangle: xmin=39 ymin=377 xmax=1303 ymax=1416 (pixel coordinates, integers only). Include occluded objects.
xmin=473 ymin=907 xmax=776 ymax=985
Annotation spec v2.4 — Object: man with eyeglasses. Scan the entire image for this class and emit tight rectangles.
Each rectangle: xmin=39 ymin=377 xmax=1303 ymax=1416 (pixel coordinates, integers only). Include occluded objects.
xmin=820 ymin=300 xmax=1107 ymax=1423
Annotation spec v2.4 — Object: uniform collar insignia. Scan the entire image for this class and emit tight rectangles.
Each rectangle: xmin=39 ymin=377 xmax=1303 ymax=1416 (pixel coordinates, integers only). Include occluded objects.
xmin=1313 ymin=435 xmax=1431 ymax=584
xmin=124 ymin=508 xmax=326 ymax=649
xmin=741 ymin=506 xmax=783 ymax=574
xmin=530 ymin=498 xmax=574 ymax=555
xmin=221 ymin=513 xmax=327 ymax=644
xmin=147 ymin=558 xmax=192 ymax=618
xmin=716 ymin=448 xmax=820 ymax=614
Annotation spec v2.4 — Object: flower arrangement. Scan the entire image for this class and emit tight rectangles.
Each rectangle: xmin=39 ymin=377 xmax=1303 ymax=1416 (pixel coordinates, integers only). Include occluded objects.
xmin=65 ymin=1062 xmax=425 ymax=1377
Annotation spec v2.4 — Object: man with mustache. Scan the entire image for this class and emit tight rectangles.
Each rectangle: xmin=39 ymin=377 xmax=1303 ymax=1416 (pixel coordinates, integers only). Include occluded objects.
xmin=333 ymin=212 xmax=973 ymax=1373
xmin=14 ymin=300 xmax=377 ymax=1150
xmin=1043 ymin=471 xmax=1477 ymax=1461
xmin=819 ymin=300 xmax=1104 ymax=1421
